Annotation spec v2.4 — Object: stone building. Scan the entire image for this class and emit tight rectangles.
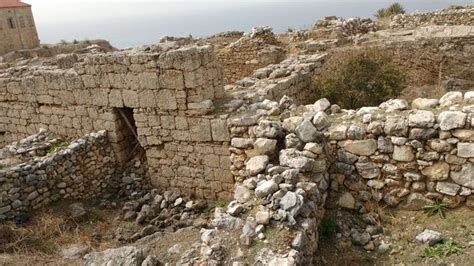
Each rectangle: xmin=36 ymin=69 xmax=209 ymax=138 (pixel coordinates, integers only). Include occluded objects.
xmin=0 ymin=0 xmax=39 ymax=55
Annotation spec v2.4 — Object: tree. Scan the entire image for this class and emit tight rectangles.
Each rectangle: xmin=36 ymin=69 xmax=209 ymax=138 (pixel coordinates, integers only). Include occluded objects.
xmin=375 ymin=2 xmax=406 ymax=19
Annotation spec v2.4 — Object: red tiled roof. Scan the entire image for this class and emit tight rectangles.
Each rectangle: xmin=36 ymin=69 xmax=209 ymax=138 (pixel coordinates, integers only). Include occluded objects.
xmin=0 ymin=0 xmax=30 ymax=8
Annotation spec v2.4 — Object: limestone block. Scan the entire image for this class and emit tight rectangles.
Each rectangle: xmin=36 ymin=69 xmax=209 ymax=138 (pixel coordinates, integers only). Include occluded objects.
xmin=211 ymin=119 xmax=230 ymax=142
xmin=342 ymin=139 xmax=377 ymax=156
xmin=122 ymin=90 xmax=139 ymax=107
xmin=155 ymin=90 xmax=177 ymax=110
xmin=392 ymin=145 xmax=415 ymax=162
xmin=408 ymin=110 xmax=435 ymax=128
xmin=108 ymin=89 xmax=123 ymax=107
xmin=457 ymin=143 xmax=474 ymax=158
xmin=421 ymin=162 xmax=450 ymax=181
xmin=159 ymin=70 xmax=184 ymax=90
xmin=138 ymin=90 xmax=156 ymax=108
xmin=437 ymin=111 xmax=467 ymax=131
xmin=450 ymin=163 xmax=474 ymax=189
xmin=189 ymin=118 xmax=212 ymax=142
xmin=138 ymin=72 xmax=159 ymax=90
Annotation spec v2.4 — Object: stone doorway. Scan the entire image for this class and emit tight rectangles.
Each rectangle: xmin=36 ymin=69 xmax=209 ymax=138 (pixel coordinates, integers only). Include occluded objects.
xmin=115 ymin=107 xmax=142 ymax=162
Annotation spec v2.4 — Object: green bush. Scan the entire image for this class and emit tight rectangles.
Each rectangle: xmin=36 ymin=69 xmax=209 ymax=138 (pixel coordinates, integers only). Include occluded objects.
xmin=422 ymin=239 xmax=464 ymax=259
xmin=375 ymin=3 xmax=406 ymax=19
xmin=320 ymin=217 xmax=337 ymax=240
xmin=313 ymin=50 xmax=405 ymax=109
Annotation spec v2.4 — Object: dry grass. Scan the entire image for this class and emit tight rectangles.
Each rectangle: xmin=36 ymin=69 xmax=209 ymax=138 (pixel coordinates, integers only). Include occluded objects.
xmin=0 ymin=202 xmax=117 ymax=259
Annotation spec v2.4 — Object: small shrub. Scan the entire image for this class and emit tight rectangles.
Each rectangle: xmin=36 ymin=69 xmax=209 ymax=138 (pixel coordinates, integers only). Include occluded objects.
xmin=287 ymin=27 xmax=294 ymax=33
xmin=60 ymin=39 xmax=67 ymax=45
xmin=375 ymin=3 xmax=406 ymax=19
xmin=41 ymin=44 xmax=49 ymax=49
xmin=422 ymin=239 xmax=464 ymax=259
xmin=423 ymin=199 xmax=449 ymax=218
xmin=47 ymin=141 xmax=69 ymax=154
xmin=85 ymin=39 xmax=91 ymax=44
xmin=72 ymin=39 xmax=79 ymax=44
xmin=313 ymin=49 xmax=405 ymax=109
xmin=320 ymin=217 xmax=337 ymax=240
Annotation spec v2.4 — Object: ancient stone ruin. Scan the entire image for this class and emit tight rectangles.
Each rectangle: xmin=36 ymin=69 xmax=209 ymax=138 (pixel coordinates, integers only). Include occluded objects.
xmin=0 ymin=4 xmax=473 ymax=265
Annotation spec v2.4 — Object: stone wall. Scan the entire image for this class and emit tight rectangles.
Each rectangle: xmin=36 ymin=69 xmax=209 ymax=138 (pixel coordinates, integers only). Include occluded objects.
xmin=0 ymin=6 xmax=40 ymax=55
xmin=0 ymin=130 xmax=116 ymax=219
xmin=225 ymin=53 xmax=326 ymax=106
xmin=0 ymin=44 xmax=233 ymax=199
xmin=223 ymin=90 xmax=473 ymax=262
xmin=217 ymin=27 xmax=285 ymax=84
xmin=391 ymin=6 xmax=474 ymax=29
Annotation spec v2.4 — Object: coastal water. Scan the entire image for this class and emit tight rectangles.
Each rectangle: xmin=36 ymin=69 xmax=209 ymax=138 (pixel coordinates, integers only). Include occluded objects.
xmin=31 ymin=0 xmax=472 ymax=48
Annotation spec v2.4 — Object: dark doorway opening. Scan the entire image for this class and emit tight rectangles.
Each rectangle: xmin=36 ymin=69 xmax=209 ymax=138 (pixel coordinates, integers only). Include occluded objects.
xmin=116 ymin=108 xmax=143 ymax=161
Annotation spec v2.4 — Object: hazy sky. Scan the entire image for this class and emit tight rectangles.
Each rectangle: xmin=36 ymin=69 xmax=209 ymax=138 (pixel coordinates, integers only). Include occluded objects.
xmin=27 ymin=0 xmax=473 ymax=48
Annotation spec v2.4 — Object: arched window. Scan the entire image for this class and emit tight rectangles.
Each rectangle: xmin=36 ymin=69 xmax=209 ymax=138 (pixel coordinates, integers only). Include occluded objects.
xmin=7 ymin=17 xmax=16 ymax=29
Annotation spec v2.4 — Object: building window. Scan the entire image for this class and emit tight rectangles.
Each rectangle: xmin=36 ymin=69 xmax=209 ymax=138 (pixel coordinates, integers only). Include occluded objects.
xmin=28 ymin=17 xmax=34 ymax=27
xmin=7 ymin=17 xmax=15 ymax=29
xmin=19 ymin=17 xmax=25 ymax=28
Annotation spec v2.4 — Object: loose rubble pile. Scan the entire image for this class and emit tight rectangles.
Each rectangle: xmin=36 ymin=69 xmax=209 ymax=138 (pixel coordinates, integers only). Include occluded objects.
xmin=391 ymin=5 xmax=474 ymax=29
xmin=217 ymin=26 xmax=286 ymax=84
xmin=225 ymin=53 xmax=326 ymax=106
xmin=0 ymin=128 xmax=62 ymax=167
xmin=116 ymin=189 xmax=207 ymax=242
xmin=290 ymin=16 xmax=377 ymax=43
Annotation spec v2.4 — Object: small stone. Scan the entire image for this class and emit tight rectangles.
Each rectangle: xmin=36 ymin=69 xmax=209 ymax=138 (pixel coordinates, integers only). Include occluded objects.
xmin=227 ymin=201 xmax=243 ymax=216
xmin=255 ymin=180 xmax=278 ymax=198
xmin=312 ymin=112 xmax=330 ymax=130
xmin=255 ymin=211 xmax=270 ymax=225
xmin=436 ymin=182 xmax=460 ymax=196
xmin=412 ymin=98 xmax=439 ymax=110
xmin=415 ymin=229 xmax=442 ymax=246
xmin=338 ymin=192 xmax=356 ymax=209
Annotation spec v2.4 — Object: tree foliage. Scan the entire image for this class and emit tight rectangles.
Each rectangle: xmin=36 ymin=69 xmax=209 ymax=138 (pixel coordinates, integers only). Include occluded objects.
xmin=375 ymin=3 xmax=406 ymax=19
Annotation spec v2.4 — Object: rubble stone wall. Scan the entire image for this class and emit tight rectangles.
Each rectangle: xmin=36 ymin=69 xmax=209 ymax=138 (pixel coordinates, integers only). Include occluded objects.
xmin=390 ymin=6 xmax=474 ymax=29
xmin=0 ymin=45 xmax=233 ymax=199
xmin=0 ymin=131 xmax=116 ymax=219
xmin=217 ymin=28 xmax=286 ymax=85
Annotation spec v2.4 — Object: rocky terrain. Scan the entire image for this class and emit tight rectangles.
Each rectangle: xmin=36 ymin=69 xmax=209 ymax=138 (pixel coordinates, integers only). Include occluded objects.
xmin=0 ymin=4 xmax=473 ymax=266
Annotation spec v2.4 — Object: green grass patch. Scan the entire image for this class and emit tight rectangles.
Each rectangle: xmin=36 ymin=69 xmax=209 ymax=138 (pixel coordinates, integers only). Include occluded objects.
xmin=320 ymin=217 xmax=337 ymax=240
xmin=422 ymin=239 xmax=464 ymax=259
xmin=46 ymin=141 xmax=69 ymax=154
xmin=423 ymin=199 xmax=449 ymax=218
